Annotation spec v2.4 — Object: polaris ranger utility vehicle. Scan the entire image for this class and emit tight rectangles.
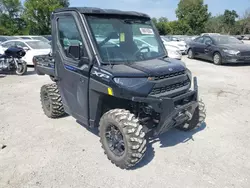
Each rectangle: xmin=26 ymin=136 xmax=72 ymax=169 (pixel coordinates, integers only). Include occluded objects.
xmin=36 ymin=7 xmax=206 ymax=169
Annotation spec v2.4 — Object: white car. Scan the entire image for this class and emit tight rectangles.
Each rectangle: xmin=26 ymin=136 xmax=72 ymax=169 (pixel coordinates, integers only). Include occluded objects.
xmin=164 ymin=44 xmax=182 ymax=60
xmin=0 ymin=39 xmax=51 ymax=65
xmin=134 ymin=36 xmax=182 ymax=60
xmin=15 ymin=35 xmax=50 ymax=43
xmin=161 ymin=36 xmax=188 ymax=54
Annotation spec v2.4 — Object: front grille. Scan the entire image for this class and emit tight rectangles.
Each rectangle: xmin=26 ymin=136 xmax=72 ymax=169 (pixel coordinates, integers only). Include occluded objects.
xmin=150 ymin=79 xmax=190 ymax=95
xmin=240 ymin=51 xmax=250 ymax=56
xmin=153 ymin=70 xmax=186 ymax=81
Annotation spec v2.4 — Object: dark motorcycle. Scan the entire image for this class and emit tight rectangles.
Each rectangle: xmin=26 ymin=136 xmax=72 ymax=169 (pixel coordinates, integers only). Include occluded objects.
xmin=0 ymin=46 xmax=27 ymax=75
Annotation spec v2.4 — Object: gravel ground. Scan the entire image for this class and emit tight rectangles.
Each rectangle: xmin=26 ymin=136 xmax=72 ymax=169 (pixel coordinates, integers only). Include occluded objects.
xmin=0 ymin=57 xmax=250 ymax=188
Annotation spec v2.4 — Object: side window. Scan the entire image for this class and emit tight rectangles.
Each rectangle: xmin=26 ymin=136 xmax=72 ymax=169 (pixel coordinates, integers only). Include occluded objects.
xmin=2 ymin=41 xmax=15 ymax=48
xmin=195 ymin=37 xmax=204 ymax=43
xmin=57 ymin=16 xmax=84 ymax=60
xmin=204 ymin=37 xmax=213 ymax=45
xmin=15 ymin=41 xmax=28 ymax=48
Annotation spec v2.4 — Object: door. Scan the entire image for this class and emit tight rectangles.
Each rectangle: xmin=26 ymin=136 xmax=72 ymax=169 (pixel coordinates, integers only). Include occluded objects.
xmin=203 ymin=36 xmax=214 ymax=60
xmin=193 ymin=36 xmax=204 ymax=57
xmin=53 ymin=12 xmax=91 ymax=126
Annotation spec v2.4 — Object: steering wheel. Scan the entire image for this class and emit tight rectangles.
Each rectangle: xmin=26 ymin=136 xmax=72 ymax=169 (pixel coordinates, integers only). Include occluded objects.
xmin=133 ymin=46 xmax=150 ymax=58
xmin=99 ymin=32 xmax=119 ymax=47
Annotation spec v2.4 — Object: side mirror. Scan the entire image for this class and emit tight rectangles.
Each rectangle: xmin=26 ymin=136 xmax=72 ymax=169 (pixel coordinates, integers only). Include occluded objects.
xmin=68 ymin=44 xmax=82 ymax=60
xmin=205 ymin=41 xmax=211 ymax=46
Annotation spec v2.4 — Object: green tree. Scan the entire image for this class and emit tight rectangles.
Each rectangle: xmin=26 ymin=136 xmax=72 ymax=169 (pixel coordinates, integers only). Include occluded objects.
xmin=0 ymin=0 xmax=26 ymax=35
xmin=168 ymin=20 xmax=192 ymax=35
xmin=222 ymin=9 xmax=238 ymax=34
xmin=152 ymin=17 xmax=158 ymax=26
xmin=158 ymin=17 xmax=168 ymax=23
xmin=23 ymin=0 xmax=69 ymax=35
xmin=176 ymin=0 xmax=211 ymax=34
xmin=240 ymin=8 xmax=250 ymax=34
xmin=205 ymin=15 xmax=224 ymax=33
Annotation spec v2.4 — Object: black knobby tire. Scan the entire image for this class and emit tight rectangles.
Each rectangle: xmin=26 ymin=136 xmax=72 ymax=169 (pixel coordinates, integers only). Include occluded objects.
xmin=213 ymin=52 xmax=222 ymax=65
xmin=99 ymin=109 xmax=147 ymax=169
xmin=40 ymin=83 xmax=65 ymax=118
xmin=15 ymin=60 xmax=27 ymax=75
xmin=177 ymin=99 xmax=206 ymax=131
xmin=187 ymin=48 xmax=194 ymax=59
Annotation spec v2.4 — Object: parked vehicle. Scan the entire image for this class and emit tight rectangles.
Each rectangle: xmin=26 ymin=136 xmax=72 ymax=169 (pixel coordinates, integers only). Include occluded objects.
xmin=201 ymin=33 xmax=221 ymax=36
xmin=43 ymin=35 xmax=52 ymax=41
xmin=162 ymin=36 xmax=188 ymax=54
xmin=0 ymin=36 xmax=20 ymax=44
xmin=0 ymin=46 xmax=27 ymax=75
xmin=187 ymin=34 xmax=250 ymax=65
xmin=35 ymin=7 xmax=206 ymax=169
xmin=15 ymin=35 xmax=50 ymax=43
xmin=134 ymin=36 xmax=182 ymax=60
xmin=0 ymin=39 xmax=51 ymax=66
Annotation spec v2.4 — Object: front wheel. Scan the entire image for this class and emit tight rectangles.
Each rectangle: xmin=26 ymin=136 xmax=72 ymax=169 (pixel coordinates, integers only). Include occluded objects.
xmin=99 ymin=109 xmax=147 ymax=169
xmin=15 ymin=60 xmax=27 ymax=75
xmin=213 ymin=52 xmax=222 ymax=65
xmin=40 ymin=83 xmax=66 ymax=118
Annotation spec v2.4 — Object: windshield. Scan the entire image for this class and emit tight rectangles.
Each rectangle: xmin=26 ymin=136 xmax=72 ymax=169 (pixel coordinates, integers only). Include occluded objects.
xmin=26 ymin=41 xmax=51 ymax=49
xmin=86 ymin=15 xmax=165 ymax=64
xmin=213 ymin=35 xmax=242 ymax=44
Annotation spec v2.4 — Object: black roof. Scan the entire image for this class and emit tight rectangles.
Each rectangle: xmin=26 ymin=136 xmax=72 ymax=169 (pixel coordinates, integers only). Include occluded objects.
xmin=53 ymin=7 xmax=150 ymax=18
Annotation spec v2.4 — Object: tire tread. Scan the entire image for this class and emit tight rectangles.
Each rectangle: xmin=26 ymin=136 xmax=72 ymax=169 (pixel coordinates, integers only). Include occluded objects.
xmin=99 ymin=109 xmax=147 ymax=169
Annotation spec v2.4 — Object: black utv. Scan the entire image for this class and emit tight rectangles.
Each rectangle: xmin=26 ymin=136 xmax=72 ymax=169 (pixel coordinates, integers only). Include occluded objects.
xmin=36 ymin=7 xmax=206 ymax=169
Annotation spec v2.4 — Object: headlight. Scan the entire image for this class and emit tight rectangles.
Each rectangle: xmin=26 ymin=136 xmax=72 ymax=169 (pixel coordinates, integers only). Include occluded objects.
xmin=223 ymin=49 xmax=240 ymax=55
xmin=113 ymin=77 xmax=148 ymax=88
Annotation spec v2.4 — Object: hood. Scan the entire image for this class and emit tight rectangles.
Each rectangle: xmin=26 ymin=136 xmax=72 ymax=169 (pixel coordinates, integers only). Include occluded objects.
xmin=126 ymin=58 xmax=186 ymax=76
xmin=102 ymin=58 xmax=186 ymax=77
xmin=218 ymin=43 xmax=250 ymax=51
xmin=164 ymin=44 xmax=179 ymax=51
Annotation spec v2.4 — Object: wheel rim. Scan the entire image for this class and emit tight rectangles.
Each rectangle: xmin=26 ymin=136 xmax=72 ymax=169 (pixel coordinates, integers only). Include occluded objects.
xmin=188 ymin=49 xmax=193 ymax=58
xmin=214 ymin=54 xmax=220 ymax=64
xmin=16 ymin=64 xmax=24 ymax=73
xmin=105 ymin=124 xmax=125 ymax=157
xmin=43 ymin=91 xmax=51 ymax=111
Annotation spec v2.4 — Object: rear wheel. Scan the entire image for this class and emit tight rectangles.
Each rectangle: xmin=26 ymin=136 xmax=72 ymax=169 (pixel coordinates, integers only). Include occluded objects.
xmin=187 ymin=48 xmax=194 ymax=59
xmin=177 ymin=100 xmax=206 ymax=131
xmin=213 ymin=52 xmax=222 ymax=65
xmin=40 ymin=83 xmax=66 ymax=118
xmin=99 ymin=109 xmax=147 ymax=169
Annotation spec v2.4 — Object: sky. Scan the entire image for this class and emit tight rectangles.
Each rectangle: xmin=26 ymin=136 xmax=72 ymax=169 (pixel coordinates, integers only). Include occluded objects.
xmin=68 ymin=0 xmax=249 ymax=20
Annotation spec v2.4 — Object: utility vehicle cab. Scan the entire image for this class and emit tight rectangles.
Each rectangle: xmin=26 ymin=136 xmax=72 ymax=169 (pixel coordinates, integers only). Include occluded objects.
xmin=39 ymin=7 xmax=206 ymax=169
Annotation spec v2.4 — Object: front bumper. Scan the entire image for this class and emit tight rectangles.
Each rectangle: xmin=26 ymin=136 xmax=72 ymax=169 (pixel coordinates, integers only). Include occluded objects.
xmin=223 ymin=55 xmax=250 ymax=63
xmin=132 ymin=77 xmax=199 ymax=136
